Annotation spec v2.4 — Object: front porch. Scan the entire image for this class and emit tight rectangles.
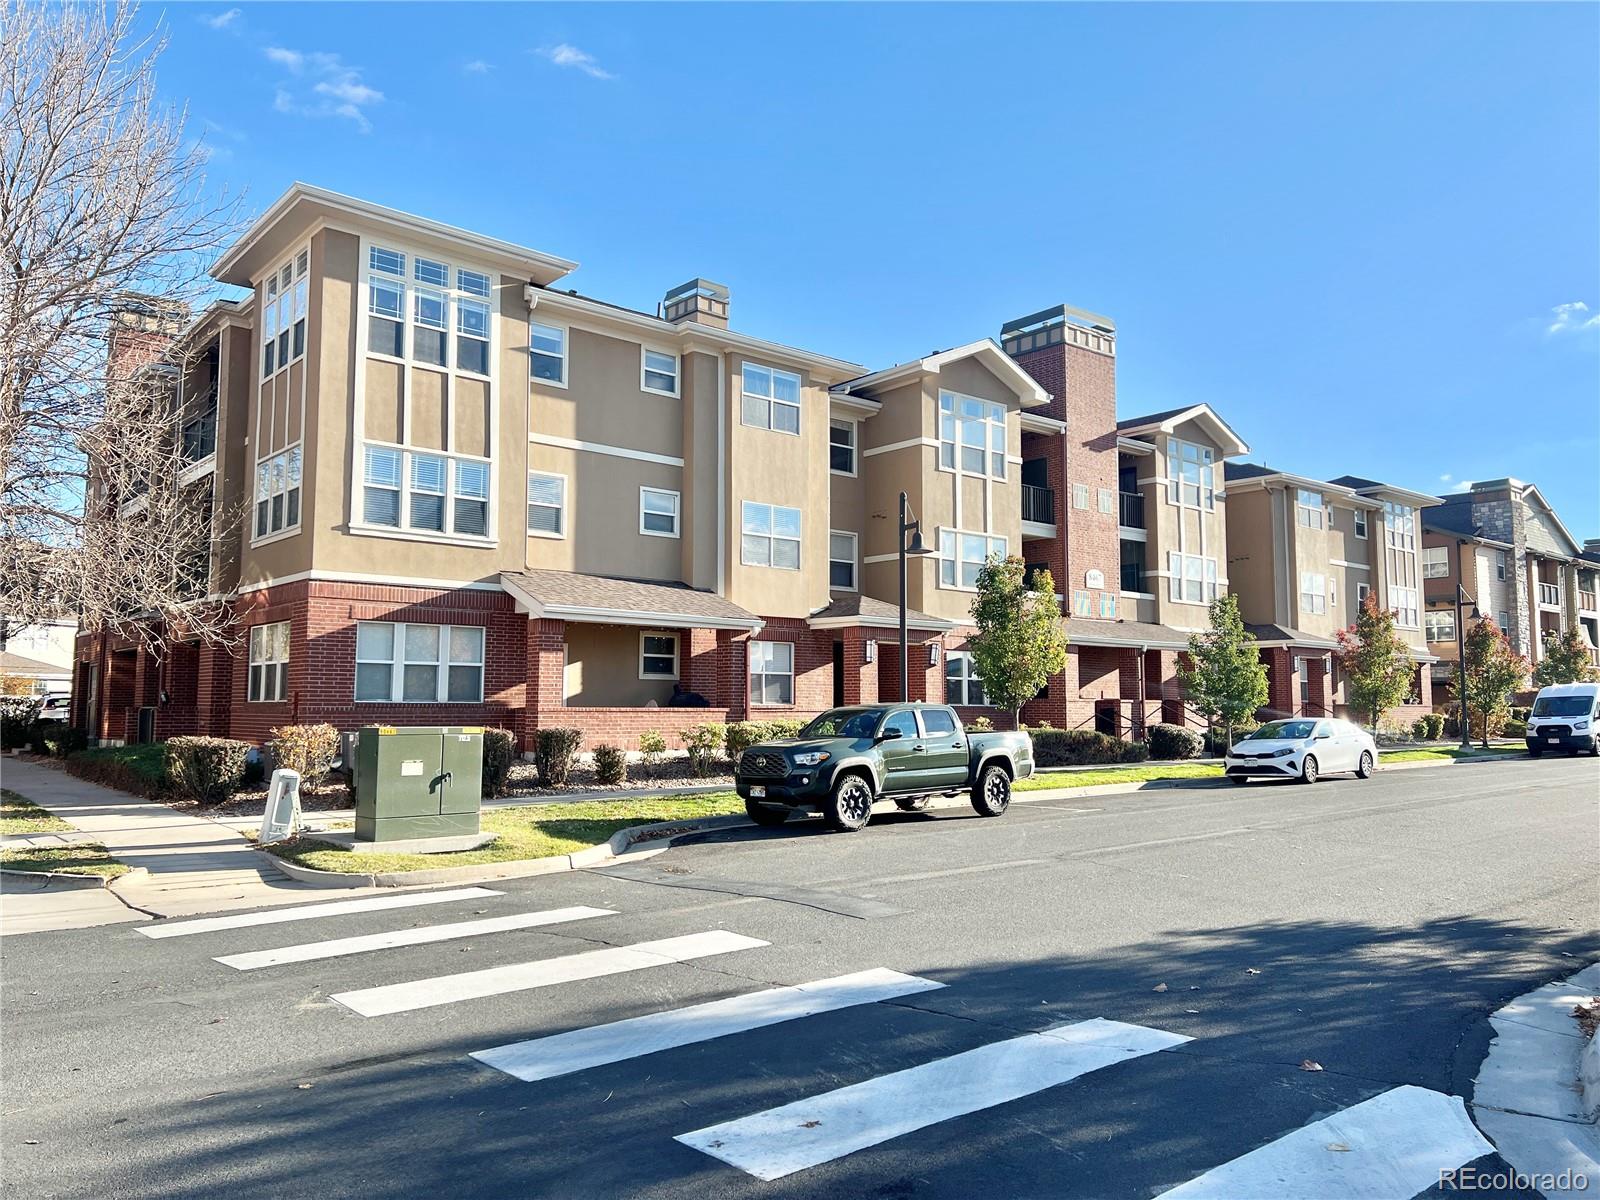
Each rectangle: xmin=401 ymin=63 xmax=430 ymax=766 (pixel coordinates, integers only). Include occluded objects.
xmin=1020 ymin=619 xmax=1194 ymax=738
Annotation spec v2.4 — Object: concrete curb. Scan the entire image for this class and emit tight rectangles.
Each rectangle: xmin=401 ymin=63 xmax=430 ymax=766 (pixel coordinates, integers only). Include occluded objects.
xmin=0 ymin=865 xmax=149 ymax=890
xmin=1582 ymin=1031 xmax=1600 ymax=1125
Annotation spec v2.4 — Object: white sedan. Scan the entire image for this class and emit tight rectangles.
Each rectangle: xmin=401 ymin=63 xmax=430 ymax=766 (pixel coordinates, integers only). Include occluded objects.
xmin=1225 ymin=718 xmax=1377 ymax=785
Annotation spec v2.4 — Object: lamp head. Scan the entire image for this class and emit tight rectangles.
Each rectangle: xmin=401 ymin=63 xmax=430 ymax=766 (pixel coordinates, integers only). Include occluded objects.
xmin=906 ymin=530 xmax=933 ymax=556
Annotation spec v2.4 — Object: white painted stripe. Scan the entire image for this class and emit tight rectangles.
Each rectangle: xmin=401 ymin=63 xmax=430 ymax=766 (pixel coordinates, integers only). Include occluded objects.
xmin=529 ymin=432 xmax=685 ymax=468
xmin=1153 ymin=1085 xmax=1493 ymax=1200
xmin=213 ymin=906 xmax=615 ymax=971
xmin=472 ymin=968 xmax=944 ymax=1082
xmin=136 ymin=888 xmax=503 ymax=939
xmin=331 ymin=930 xmax=768 ymax=1018
xmin=677 ymin=1017 xmax=1190 ymax=1181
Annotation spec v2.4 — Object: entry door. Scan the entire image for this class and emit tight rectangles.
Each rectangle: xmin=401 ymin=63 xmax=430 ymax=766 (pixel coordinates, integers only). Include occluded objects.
xmin=832 ymin=642 xmax=845 ymax=708
xmin=85 ymin=664 xmax=98 ymax=742
xmin=877 ymin=709 xmax=924 ymax=792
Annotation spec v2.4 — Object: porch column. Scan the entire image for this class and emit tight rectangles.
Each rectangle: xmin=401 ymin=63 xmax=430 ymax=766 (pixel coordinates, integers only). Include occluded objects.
xmin=523 ymin=618 xmax=566 ymax=748
xmin=197 ymin=640 xmax=234 ymax=738
xmin=909 ymin=635 xmax=942 ymax=703
xmin=682 ymin=628 xmax=721 ymax=704
xmin=1415 ymin=663 xmax=1432 ymax=709
xmin=1120 ymin=649 xmax=1144 ymax=737
xmin=1305 ymin=653 xmax=1329 ymax=716
xmin=717 ymin=630 xmax=750 ymax=719
xmin=1265 ymin=647 xmax=1295 ymax=714
xmin=840 ymin=627 xmax=878 ymax=706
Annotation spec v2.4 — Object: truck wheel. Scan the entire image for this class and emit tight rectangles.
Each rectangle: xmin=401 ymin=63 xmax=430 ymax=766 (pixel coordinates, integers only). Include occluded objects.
xmin=824 ymin=773 xmax=874 ymax=832
xmin=744 ymin=798 xmax=790 ymax=827
xmin=894 ymin=796 xmax=932 ymax=812
xmin=971 ymin=763 xmax=1011 ymax=817
xmin=1528 ymin=746 xmax=1542 ymax=758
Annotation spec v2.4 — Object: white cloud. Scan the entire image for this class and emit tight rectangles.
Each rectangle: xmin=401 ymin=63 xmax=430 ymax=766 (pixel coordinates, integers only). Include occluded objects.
xmin=463 ymin=59 xmax=492 ymax=75
xmin=265 ymin=47 xmax=383 ymax=133
xmin=1439 ymin=473 xmax=1452 ymax=483
xmin=539 ymin=43 xmax=614 ymax=80
xmin=1546 ymin=301 xmax=1600 ymax=336
xmin=202 ymin=8 xmax=241 ymax=31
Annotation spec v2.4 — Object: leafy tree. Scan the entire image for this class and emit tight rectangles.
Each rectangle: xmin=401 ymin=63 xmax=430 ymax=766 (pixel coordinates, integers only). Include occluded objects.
xmin=968 ymin=557 xmax=1067 ymax=730
xmin=1463 ymin=618 xmax=1529 ymax=749
xmin=1333 ymin=593 xmax=1415 ymax=731
xmin=1532 ymin=626 xmax=1599 ymax=688
xmin=1179 ymin=593 xmax=1269 ymax=751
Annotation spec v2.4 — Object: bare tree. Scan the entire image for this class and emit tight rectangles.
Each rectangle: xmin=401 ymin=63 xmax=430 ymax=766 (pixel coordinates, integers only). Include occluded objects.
xmin=0 ymin=0 xmax=243 ymax=650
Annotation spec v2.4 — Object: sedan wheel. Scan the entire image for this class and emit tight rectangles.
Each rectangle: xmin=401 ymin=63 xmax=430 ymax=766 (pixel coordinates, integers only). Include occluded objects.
xmin=1298 ymin=754 xmax=1320 ymax=785
xmin=1355 ymin=750 xmax=1375 ymax=779
xmin=970 ymin=764 xmax=1011 ymax=817
xmin=825 ymin=774 xmax=874 ymax=832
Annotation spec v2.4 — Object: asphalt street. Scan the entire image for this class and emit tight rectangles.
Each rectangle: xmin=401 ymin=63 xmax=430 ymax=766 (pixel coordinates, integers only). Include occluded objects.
xmin=3 ymin=755 xmax=1596 ymax=1199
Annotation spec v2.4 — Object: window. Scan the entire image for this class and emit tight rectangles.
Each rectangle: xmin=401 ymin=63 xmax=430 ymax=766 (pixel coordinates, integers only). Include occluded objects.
xmin=254 ymin=446 xmax=302 ymax=539
xmin=530 ymin=322 xmax=566 ymax=384
xmin=1168 ymin=439 xmax=1215 ymax=509
xmin=741 ymin=502 xmax=801 ymax=569
xmin=1391 ymin=586 xmax=1419 ymax=627
xmin=641 ymin=348 xmax=679 ymax=396
xmin=639 ymin=487 xmax=680 ymax=538
xmin=748 ymin=640 xmax=794 ymax=705
xmin=1097 ymin=488 xmax=1114 ymax=515
xmin=881 ymin=709 xmax=919 ymax=739
xmin=938 ymin=391 xmax=1006 ymax=478
xmin=1498 ymin=610 xmax=1509 ymax=631
xmin=1425 ymin=611 xmax=1457 ymax=642
xmin=1300 ymin=571 xmax=1328 ymax=615
xmin=366 ymin=246 xmax=491 ymax=376
xmin=354 ymin=621 xmax=484 ymax=703
xmin=247 ymin=622 xmax=290 ymax=703
xmin=829 ymin=420 xmax=856 ymax=475
xmin=1354 ymin=510 xmax=1368 ymax=539
xmin=1099 ymin=592 xmax=1117 ymax=618
xmin=921 ymin=707 xmax=958 ymax=736
xmin=829 ymin=531 xmax=857 ymax=590
xmin=938 ymin=529 xmax=1007 ymax=589
xmin=359 ymin=443 xmax=491 ymax=538
xmin=1072 ymin=483 xmax=1089 ymax=510
xmin=1422 ymin=546 xmax=1450 ymax=579
xmin=1296 ymin=488 xmax=1325 ymax=529
xmin=945 ymin=651 xmax=986 ymax=706
xmin=1383 ymin=501 xmax=1416 ymax=551
xmin=1495 ymin=552 xmax=1507 ymax=582
xmin=1168 ymin=553 xmax=1219 ymax=604
xmin=1357 ymin=582 xmax=1371 ymax=606
xmin=261 ymin=248 xmax=308 ymax=378
xmin=527 ymin=471 xmax=566 ymax=537
xmin=1073 ymin=590 xmax=1092 ymax=616
xmin=741 ymin=363 xmax=802 ymax=433
xmin=639 ymin=632 xmax=679 ymax=679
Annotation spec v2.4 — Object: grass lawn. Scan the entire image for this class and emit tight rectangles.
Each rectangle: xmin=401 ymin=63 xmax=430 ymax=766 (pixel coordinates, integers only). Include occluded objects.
xmin=0 ymin=788 xmax=74 ymax=835
xmin=1016 ymin=763 xmax=1224 ymax=791
xmin=0 ymin=842 xmax=130 ymax=878
xmin=265 ymin=792 xmax=745 ymax=874
xmin=1379 ymin=747 xmax=1516 ymax=763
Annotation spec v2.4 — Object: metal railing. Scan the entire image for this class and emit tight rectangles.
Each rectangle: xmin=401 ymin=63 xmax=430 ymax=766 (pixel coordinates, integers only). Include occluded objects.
xmin=1118 ymin=491 xmax=1145 ymax=529
xmin=1021 ymin=484 xmax=1055 ymax=525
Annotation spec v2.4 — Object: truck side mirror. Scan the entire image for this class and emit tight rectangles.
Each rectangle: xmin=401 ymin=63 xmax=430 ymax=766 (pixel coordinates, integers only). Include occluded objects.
xmin=877 ymin=728 xmax=902 ymax=742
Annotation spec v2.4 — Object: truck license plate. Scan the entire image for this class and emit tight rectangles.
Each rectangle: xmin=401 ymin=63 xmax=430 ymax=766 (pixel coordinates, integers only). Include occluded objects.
xmin=749 ymin=786 xmax=766 ymax=797
xmin=1547 ymin=738 xmax=1559 ymax=745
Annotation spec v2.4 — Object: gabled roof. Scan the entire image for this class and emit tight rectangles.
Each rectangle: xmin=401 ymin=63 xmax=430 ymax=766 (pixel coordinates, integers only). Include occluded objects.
xmin=0 ymin=650 xmax=69 ymax=677
xmin=500 ymin=570 xmax=762 ymax=631
xmin=1224 ymin=463 xmax=1440 ymax=509
xmin=1115 ymin=403 xmax=1249 ymax=458
xmin=833 ymin=339 xmax=1051 ymax=407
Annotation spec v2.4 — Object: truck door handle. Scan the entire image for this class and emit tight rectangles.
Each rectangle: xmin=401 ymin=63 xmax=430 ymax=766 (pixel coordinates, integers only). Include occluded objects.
xmin=910 ymin=746 xmax=926 ymax=753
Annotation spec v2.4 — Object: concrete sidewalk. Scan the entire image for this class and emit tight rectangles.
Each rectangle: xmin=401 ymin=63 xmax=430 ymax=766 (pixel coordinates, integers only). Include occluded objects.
xmin=0 ymin=757 xmax=386 ymax=930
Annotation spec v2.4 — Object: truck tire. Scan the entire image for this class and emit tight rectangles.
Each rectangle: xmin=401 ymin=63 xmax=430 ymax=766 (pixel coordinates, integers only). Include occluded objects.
xmin=744 ymin=798 xmax=790 ymax=827
xmin=970 ymin=762 xmax=1011 ymax=817
xmin=825 ymin=773 xmax=874 ymax=832
xmin=894 ymin=796 xmax=932 ymax=812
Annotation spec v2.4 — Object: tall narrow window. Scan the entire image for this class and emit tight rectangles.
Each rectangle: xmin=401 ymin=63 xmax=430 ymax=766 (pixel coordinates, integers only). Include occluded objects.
xmin=409 ymin=454 xmax=446 ymax=532
xmin=748 ymin=640 xmax=794 ymax=705
xmin=829 ymin=531 xmax=857 ymax=590
xmin=247 ymin=622 xmax=290 ymax=703
xmin=531 ymin=322 xmax=566 ymax=384
xmin=413 ymin=288 xmax=448 ymax=367
xmin=829 ymin=420 xmax=856 ymax=474
xmin=363 ymin=447 xmax=402 ymax=527
xmin=456 ymin=299 xmax=490 ymax=375
xmin=1168 ymin=439 xmax=1215 ymax=509
xmin=453 ymin=460 xmax=489 ymax=536
xmin=938 ymin=392 xmax=1006 ymax=478
xmin=527 ymin=471 xmax=565 ymax=536
xmin=368 ymin=273 xmax=404 ymax=358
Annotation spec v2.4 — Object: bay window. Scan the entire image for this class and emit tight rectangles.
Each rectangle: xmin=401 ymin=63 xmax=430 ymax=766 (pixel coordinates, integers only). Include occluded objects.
xmin=359 ymin=442 xmax=493 ymax=539
xmin=1168 ymin=552 xmax=1219 ymax=603
xmin=1168 ymin=439 xmax=1215 ymax=509
xmin=938 ymin=391 xmax=1006 ymax=478
xmin=366 ymin=244 xmax=492 ymax=376
xmin=354 ymin=621 xmax=485 ymax=703
xmin=254 ymin=446 xmax=301 ymax=539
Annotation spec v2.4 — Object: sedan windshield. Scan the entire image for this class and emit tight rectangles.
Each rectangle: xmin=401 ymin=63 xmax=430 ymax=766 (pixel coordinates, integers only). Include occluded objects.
xmin=1242 ymin=720 xmax=1316 ymax=741
xmin=800 ymin=709 xmax=880 ymax=739
xmin=1533 ymin=695 xmax=1594 ymax=717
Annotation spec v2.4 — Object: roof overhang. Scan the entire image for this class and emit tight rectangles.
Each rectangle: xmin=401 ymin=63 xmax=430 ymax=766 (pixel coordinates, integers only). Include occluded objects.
xmin=1020 ymin=411 xmax=1067 ymax=435
xmin=500 ymin=574 xmax=764 ymax=632
xmin=1226 ymin=471 xmax=1382 ymax=507
xmin=1117 ymin=435 xmax=1156 ymax=456
xmin=835 ymin=338 xmax=1052 ymax=407
xmin=1066 ymin=621 xmax=1193 ymax=651
xmin=1119 ymin=403 xmax=1250 ymax=459
xmin=806 ymin=613 xmax=957 ymax=633
xmin=212 ymin=183 xmax=579 ymax=288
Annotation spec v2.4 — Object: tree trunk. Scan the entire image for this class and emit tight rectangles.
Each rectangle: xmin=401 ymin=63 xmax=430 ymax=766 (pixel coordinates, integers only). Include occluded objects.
xmin=1012 ymin=706 xmax=1022 ymax=733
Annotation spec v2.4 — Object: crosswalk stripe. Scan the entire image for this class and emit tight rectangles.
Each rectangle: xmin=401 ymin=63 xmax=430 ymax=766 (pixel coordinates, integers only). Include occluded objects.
xmin=135 ymin=888 xmax=504 ymax=939
xmin=471 ymin=967 xmax=946 ymax=1082
xmin=676 ymin=1017 xmax=1190 ymax=1181
xmin=212 ymin=906 xmax=617 ymax=971
xmin=331 ymin=930 xmax=769 ymax=1018
xmin=1152 ymin=1085 xmax=1493 ymax=1199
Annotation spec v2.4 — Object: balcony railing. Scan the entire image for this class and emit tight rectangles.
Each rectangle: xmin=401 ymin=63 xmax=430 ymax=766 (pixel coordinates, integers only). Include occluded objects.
xmin=1118 ymin=490 xmax=1145 ymax=529
xmin=1021 ymin=484 xmax=1055 ymax=526
xmin=1537 ymin=583 xmax=1561 ymax=607
xmin=1120 ymin=563 xmax=1146 ymax=593
xmin=1580 ymin=591 xmax=1597 ymax=612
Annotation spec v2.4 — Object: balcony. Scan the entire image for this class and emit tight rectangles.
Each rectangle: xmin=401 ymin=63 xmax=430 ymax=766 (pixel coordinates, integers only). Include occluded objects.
xmin=1537 ymin=582 xmax=1561 ymax=608
xmin=1021 ymin=484 xmax=1056 ymax=538
xmin=1580 ymin=591 xmax=1597 ymax=613
xmin=1118 ymin=490 xmax=1145 ymax=530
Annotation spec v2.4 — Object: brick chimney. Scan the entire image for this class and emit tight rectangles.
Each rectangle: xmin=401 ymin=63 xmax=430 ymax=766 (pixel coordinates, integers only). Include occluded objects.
xmin=662 ymin=278 xmax=730 ymax=329
xmin=106 ymin=293 xmax=188 ymax=381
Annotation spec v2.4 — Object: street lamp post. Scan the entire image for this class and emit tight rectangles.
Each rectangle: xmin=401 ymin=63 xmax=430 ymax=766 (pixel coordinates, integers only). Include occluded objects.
xmin=897 ymin=491 xmax=934 ymax=702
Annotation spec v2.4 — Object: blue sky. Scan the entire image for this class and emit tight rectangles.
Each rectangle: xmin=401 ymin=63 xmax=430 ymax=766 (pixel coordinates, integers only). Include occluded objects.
xmin=159 ymin=2 xmax=1598 ymax=533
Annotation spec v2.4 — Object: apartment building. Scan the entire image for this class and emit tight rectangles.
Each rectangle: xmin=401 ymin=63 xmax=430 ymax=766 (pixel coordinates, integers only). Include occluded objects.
xmin=1222 ymin=465 xmax=1441 ymax=725
xmin=1420 ymin=480 xmax=1600 ymax=685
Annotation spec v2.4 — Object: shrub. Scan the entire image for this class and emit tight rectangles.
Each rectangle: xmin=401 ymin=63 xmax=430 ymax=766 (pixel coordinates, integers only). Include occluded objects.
xmin=723 ymin=722 xmax=764 ymax=760
xmin=481 ymin=729 xmax=515 ymax=798
xmin=1147 ymin=723 xmax=1204 ymax=760
xmin=1411 ymin=713 xmax=1447 ymax=741
xmin=0 ymin=696 xmax=39 ymax=750
xmin=1030 ymin=729 xmax=1148 ymax=768
xmin=1034 ymin=719 xmax=1053 ymax=730
xmin=66 ymin=744 xmax=170 ymax=798
xmin=1508 ymin=706 xmax=1531 ymax=723
xmin=1503 ymin=717 xmax=1527 ymax=738
xmin=968 ymin=715 xmax=995 ymax=732
xmin=164 ymin=736 xmax=251 ymax=805
xmin=533 ymin=728 xmax=583 ymax=787
xmin=593 ymin=743 xmax=628 ymax=786
xmin=1202 ymin=724 xmax=1258 ymax=757
xmin=760 ymin=718 xmax=805 ymax=740
xmin=681 ymin=723 xmax=725 ymax=777
xmin=637 ymin=730 xmax=667 ymax=769
xmin=41 ymin=725 xmax=88 ymax=758
xmin=268 ymin=723 xmax=340 ymax=787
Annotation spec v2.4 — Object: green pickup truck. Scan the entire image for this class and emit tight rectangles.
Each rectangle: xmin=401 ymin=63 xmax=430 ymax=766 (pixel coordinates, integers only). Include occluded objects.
xmin=733 ymin=703 xmax=1035 ymax=832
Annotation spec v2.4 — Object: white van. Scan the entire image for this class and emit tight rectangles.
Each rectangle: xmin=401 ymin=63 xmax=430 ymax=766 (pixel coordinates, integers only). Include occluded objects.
xmin=1526 ymin=682 xmax=1600 ymax=757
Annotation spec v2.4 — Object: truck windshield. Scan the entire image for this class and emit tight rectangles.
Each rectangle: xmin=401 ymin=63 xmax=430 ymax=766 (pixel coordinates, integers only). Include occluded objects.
xmin=800 ymin=709 xmax=880 ymax=739
xmin=1533 ymin=695 xmax=1594 ymax=717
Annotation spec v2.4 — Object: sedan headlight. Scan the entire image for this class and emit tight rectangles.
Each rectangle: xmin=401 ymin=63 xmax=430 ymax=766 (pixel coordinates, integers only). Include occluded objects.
xmin=1268 ymin=748 xmax=1296 ymax=758
xmin=793 ymin=751 xmax=830 ymax=767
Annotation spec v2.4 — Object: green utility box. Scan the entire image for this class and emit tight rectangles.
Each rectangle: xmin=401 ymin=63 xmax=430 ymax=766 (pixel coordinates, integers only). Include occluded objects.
xmin=353 ymin=726 xmax=484 ymax=842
